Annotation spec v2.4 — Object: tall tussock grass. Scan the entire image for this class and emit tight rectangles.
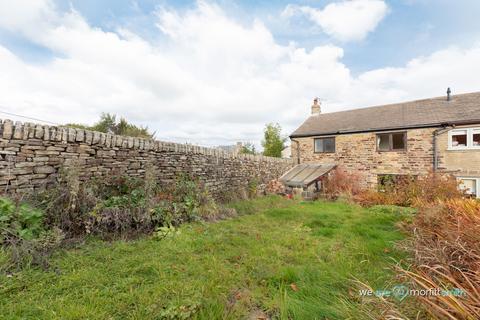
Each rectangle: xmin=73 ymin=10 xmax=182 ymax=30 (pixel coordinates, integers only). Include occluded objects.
xmin=400 ymin=199 xmax=480 ymax=319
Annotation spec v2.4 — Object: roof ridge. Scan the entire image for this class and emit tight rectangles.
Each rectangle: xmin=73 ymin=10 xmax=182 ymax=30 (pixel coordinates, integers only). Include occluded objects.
xmin=318 ymin=91 xmax=480 ymax=116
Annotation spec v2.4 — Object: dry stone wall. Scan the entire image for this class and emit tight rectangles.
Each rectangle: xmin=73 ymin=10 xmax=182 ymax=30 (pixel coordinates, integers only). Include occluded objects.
xmin=0 ymin=119 xmax=293 ymax=199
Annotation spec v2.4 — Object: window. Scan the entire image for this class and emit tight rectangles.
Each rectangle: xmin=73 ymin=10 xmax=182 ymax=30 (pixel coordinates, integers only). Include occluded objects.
xmin=378 ymin=174 xmax=416 ymax=192
xmin=314 ymin=137 xmax=335 ymax=153
xmin=458 ymin=177 xmax=479 ymax=198
xmin=377 ymin=134 xmax=390 ymax=151
xmin=378 ymin=174 xmax=396 ymax=190
xmin=473 ymin=129 xmax=480 ymax=147
xmin=449 ymin=128 xmax=480 ymax=150
xmin=377 ymin=132 xmax=406 ymax=151
xmin=451 ymin=130 xmax=467 ymax=147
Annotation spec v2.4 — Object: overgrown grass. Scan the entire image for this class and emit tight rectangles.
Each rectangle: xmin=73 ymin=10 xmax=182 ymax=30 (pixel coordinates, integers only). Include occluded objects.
xmin=0 ymin=197 xmax=411 ymax=319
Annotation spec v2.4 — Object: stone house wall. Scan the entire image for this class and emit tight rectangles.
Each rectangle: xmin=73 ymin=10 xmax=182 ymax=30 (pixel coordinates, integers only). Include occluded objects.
xmin=291 ymin=128 xmax=437 ymax=187
xmin=291 ymin=125 xmax=480 ymax=188
xmin=0 ymin=119 xmax=293 ymax=200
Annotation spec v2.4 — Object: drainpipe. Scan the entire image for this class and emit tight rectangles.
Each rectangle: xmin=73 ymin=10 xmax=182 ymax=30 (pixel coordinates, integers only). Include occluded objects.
xmin=433 ymin=125 xmax=452 ymax=172
xmin=291 ymin=138 xmax=301 ymax=164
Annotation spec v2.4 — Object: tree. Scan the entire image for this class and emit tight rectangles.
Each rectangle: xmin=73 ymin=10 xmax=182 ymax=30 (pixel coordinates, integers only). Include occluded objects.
xmin=261 ymin=123 xmax=286 ymax=157
xmin=91 ymin=113 xmax=117 ymax=134
xmin=239 ymin=142 xmax=256 ymax=155
xmin=66 ymin=113 xmax=154 ymax=139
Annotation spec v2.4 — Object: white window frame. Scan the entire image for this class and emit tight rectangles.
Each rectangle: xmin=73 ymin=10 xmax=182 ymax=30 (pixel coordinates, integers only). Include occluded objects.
xmin=473 ymin=129 xmax=480 ymax=147
xmin=448 ymin=128 xmax=480 ymax=150
xmin=457 ymin=177 xmax=480 ymax=198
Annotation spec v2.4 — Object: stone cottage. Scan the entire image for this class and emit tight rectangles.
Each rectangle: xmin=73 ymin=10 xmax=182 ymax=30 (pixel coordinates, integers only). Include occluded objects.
xmin=288 ymin=90 xmax=480 ymax=198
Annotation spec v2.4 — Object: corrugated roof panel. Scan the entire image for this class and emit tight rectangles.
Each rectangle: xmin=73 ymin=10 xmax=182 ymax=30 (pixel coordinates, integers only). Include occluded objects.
xmin=279 ymin=163 xmax=336 ymax=188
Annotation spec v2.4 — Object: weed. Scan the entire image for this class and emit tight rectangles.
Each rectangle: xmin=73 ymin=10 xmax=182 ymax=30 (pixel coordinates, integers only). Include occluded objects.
xmin=0 ymin=197 xmax=44 ymax=243
xmin=153 ymin=225 xmax=180 ymax=240
xmin=247 ymin=178 xmax=259 ymax=198
xmin=0 ymin=197 xmax=64 ymax=270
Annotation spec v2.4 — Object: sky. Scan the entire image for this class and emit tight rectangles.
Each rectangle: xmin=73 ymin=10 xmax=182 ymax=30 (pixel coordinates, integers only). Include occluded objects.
xmin=1 ymin=0 xmax=480 ymax=147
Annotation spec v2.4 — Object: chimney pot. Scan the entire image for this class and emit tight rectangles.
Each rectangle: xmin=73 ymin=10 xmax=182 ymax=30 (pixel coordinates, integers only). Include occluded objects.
xmin=311 ymin=98 xmax=321 ymax=115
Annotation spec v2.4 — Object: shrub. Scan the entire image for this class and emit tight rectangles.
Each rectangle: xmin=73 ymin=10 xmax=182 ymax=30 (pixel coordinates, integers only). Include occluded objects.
xmin=31 ymin=165 xmax=98 ymax=235
xmin=354 ymin=172 xmax=464 ymax=207
xmin=153 ymin=174 xmax=240 ymax=223
xmin=86 ymin=166 xmax=160 ymax=237
xmin=29 ymin=163 xmax=161 ymax=238
xmin=323 ymin=167 xmax=363 ymax=199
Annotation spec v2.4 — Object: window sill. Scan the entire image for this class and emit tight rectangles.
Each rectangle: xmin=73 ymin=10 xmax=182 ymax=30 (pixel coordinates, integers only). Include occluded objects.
xmin=447 ymin=147 xmax=480 ymax=151
xmin=377 ymin=150 xmax=407 ymax=153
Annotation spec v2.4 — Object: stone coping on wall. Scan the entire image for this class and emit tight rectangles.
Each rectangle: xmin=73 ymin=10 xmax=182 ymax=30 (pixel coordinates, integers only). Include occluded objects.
xmin=0 ymin=119 xmax=292 ymax=163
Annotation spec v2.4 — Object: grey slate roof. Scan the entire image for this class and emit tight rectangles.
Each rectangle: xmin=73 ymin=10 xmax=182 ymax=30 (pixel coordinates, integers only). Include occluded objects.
xmin=290 ymin=92 xmax=480 ymax=138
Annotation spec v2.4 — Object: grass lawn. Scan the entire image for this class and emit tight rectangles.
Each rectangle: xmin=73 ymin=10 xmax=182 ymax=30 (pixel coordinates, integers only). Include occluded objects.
xmin=0 ymin=196 xmax=412 ymax=319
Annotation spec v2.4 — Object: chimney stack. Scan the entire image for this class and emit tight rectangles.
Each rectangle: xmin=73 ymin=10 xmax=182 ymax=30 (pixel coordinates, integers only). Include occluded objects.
xmin=447 ymin=87 xmax=451 ymax=101
xmin=311 ymin=98 xmax=321 ymax=115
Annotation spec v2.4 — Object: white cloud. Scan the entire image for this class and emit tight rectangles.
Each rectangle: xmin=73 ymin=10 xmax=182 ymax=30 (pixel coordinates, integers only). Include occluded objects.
xmin=283 ymin=0 xmax=388 ymax=42
xmin=0 ymin=0 xmax=479 ymax=147
xmin=0 ymin=0 xmax=57 ymax=36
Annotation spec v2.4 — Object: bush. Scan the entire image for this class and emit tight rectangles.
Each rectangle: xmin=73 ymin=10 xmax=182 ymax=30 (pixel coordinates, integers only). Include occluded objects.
xmin=29 ymin=164 xmax=162 ymax=238
xmin=152 ymin=174 xmax=205 ymax=226
xmin=87 ymin=172 xmax=222 ymax=235
xmin=31 ymin=165 xmax=98 ymax=235
xmin=354 ymin=172 xmax=464 ymax=207
xmin=323 ymin=167 xmax=363 ymax=199
xmin=85 ymin=166 xmax=161 ymax=237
